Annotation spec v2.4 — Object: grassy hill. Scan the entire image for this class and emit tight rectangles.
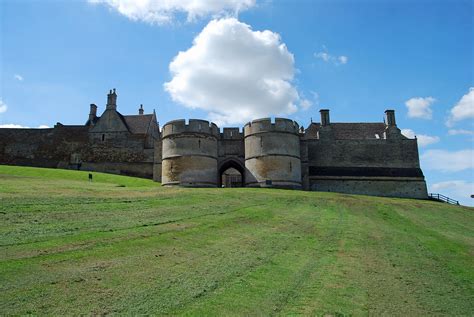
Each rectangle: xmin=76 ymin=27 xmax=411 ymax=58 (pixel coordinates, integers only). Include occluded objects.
xmin=0 ymin=165 xmax=473 ymax=315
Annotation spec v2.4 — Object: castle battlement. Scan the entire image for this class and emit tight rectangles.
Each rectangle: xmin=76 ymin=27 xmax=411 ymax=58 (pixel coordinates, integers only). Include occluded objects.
xmin=244 ymin=118 xmax=300 ymax=136
xmin=162 ymin=119 xmax=220 ymax=138
xmin=220 ymin=128 xmax=243 ymax=140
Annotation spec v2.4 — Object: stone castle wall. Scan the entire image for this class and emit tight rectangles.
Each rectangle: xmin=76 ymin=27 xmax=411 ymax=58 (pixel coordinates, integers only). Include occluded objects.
xmin=305 ymin=137 xmax=427 ymax=198
xmin=0 ymin=102 xmax=428 ymax=199
xmin=0 ymin=125 xmax=155 ymax=179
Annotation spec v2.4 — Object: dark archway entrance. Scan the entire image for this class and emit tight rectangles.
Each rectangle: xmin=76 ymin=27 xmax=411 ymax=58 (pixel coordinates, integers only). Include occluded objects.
xmin=218 ymin=159 xmax=245 ymax=188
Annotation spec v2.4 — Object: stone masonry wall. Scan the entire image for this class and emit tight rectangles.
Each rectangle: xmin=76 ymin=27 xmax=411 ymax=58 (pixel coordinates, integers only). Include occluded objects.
xmin=0 ymin=126 xmax=155 ymax=178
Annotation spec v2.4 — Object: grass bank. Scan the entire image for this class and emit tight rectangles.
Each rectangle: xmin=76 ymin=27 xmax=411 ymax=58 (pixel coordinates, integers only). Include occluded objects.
xmin=0 ymin=165 xmax=472 ymax=315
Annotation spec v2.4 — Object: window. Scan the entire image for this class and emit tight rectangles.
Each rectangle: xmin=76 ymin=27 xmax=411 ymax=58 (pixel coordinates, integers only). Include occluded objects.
xmin=101 ymin=134 xmax=105 ymax=141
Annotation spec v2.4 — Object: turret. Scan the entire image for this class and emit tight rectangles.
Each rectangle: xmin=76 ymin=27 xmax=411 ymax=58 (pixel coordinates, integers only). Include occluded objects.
xmin=139 ymin=104 xmax=144 ymax=115
xmin=161 ymin=119 xmax=219 ymax=187
xmin=106 ymin=88 xmax=117 ymax=110
xmin=244 ymin=118 xmax=302 ymax=189
xmin=320 ymin=109 xmax=330 ymax=126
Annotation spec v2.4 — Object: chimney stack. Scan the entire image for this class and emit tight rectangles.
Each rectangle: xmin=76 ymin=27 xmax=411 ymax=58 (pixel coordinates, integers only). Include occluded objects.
xmin=139 ymin=104 xmax=144 ymax=115
xmin=106 ymin=88 xmax=117 ymax=110
xmin=320 ymin=109 xmax=330 ymax=126
xmin=385 ymin=110 xmax=396 ymax=126
xmin=89 ymin=104 xmax=97 ymax=121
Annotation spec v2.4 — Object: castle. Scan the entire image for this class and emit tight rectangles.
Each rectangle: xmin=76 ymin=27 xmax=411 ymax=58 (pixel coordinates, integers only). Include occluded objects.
xmin=0 ymin=89 xmax=428 ymax=199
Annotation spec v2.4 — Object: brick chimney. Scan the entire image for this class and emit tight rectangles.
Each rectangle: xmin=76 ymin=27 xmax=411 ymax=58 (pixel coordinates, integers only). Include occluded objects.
xmin=320 ymin=109 xmax=330 ymax=126
xmin=106 ymin=88 xmax=117 ymax=110
xmin=139 ymin=104 xmax=144 ymax=115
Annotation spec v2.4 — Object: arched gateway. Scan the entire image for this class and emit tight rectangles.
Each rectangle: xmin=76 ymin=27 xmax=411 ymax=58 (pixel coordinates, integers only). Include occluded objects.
xmin=218 ymin=158 xmax=245 ymax=188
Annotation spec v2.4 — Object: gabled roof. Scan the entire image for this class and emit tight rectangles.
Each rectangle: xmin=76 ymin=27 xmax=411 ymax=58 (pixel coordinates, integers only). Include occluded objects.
xmin=85 ymin=117 xmax=100 ymax=126
xmin=123 ymin=114 xmax=154 ymax=135
xmin=89 ymin=109 xmax=129 ymax=133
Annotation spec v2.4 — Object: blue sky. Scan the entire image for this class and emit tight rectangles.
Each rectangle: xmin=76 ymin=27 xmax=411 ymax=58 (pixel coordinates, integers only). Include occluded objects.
xmin=1 ymin=0 xmax=473 ymax=205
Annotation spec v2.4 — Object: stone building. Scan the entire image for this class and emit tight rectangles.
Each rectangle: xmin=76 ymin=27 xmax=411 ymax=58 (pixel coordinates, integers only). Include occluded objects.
xmin=0 ymin=89 xmax=428 ymax=199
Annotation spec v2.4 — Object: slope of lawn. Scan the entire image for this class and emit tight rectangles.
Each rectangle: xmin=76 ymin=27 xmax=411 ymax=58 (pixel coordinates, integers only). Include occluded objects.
xmin=0 ymin=165 xmax=473 ymax=315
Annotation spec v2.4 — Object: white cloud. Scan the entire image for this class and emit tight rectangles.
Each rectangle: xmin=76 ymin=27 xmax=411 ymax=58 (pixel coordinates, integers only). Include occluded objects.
xmin=314 ymin=47 xmax=348 ymax=65
xmin=300 ymin=99 xmax=312 ymax=110
xmin=0 ymin=100 xmax=7 ymax=113
xmin=421 ymin=149 xmax=474 ymax=172
xmin=338 ymin=55 xmax=348 ymax=64
xmin=164 ymin=18 xmax=304 ymax=126
xmin=401 ymin=129 xmax=440 ymax=147
xmin=88 ymin=0 xmax=256 ymax=24
xmin=448 ymin=129 xmax=474 ymax=136
xmin=14 ymin=74 xmax=24 ymax=81
xmin=446 ymin=87 xmax=474 ymax=127
xmin=431 ymin=180 xmax=474 ymax=206
xmin=405 ymin=96 xmax=436 ymax=119
xmin=0 ymin=124 xmax=50 ymax=129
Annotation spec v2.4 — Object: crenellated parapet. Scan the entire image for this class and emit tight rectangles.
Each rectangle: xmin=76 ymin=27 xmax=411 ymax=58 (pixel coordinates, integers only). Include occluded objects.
xmin=220 ymin=127 xmax=243 ymax=140
xmin=244 ymin=118 xmax=300 ymax=136
xmin=162 ymin=119 xmax=219 ymax=139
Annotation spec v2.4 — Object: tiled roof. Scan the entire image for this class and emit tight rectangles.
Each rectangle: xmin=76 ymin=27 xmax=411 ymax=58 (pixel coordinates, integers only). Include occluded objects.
xmin=123 ymin=115 xmax=154 ymax=134
xmin=331 ymin=123 xmax=387 ymax=139
xmin=306 ymin=122 xmax=390 ymax=140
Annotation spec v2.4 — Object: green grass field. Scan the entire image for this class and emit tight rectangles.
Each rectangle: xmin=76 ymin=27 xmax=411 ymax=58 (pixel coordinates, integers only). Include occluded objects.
xmin=0 ymin=165 xmax=473 ymax=315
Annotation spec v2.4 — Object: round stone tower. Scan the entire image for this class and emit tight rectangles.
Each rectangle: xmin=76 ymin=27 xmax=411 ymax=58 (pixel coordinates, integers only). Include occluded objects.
xmin=244 ymin=118 xmax=302 ymax=189
xmin=161 ymin=119 xmax=219 ymax=187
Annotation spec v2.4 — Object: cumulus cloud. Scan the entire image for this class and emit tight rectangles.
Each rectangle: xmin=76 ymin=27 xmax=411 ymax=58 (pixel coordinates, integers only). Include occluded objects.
xmin=88 ymin=0 xmax=256 ymax=24
xmin=14 ymin=74 xmax=24 ymax=81
xmin=446 ymin=87 xmax=474 ymax=127
xmin=164 ymin=18 xmax=306 ymax=126
xmin=0 ymin=100 xmax=7 ymax=113
xmin=0 ymin=124 xmax=50 ymax=129
xmin=405 ymin=96 xmax=436 ymax=119
xmin=431 ymin=180 xmax=474 ymax=206
xmin=314 ymin=46 xmax=348 ymax=65
xmin=448 ymin=129 xmax=474 ymax=136
xmin=401 ymin=129 xmax=440 ymax=147
xmin=421 ymin=149 xmax=473 ymax=172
